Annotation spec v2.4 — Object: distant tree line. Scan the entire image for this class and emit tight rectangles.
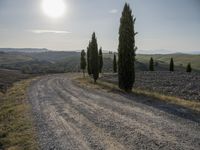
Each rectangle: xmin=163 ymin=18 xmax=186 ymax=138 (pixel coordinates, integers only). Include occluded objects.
xmin=149 ymin=57 xmax=192 ymax=73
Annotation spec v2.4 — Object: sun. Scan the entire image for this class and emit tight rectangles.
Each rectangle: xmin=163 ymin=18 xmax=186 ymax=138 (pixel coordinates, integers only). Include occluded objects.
xmin=42 ymin=0 xmax=66 ymax=18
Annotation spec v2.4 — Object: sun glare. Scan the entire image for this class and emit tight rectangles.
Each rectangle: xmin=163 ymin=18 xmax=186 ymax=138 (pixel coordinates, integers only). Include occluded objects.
xmin=42 ymin=0 xmax=66 ymax=18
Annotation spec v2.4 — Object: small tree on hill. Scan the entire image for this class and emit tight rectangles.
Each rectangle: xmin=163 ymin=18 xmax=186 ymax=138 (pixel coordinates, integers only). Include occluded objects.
xmin=80 ymin=50 xmax=86 ymax=77
xmin=170 ymin=58 xmax=174 ymax=72
xmin=186 ymin=63 xmax=192 ymax=73
xmin=98 ymin=47 xmax=103 ymax=73
xmin=90 ymin=32 xmax=99 ymax=83
xmin=149 ymin=57 xmax=154 ymax=71
xmin=118 ymin=3 xmax=137 ymax=91
xmin=113 ymin=53 xmax=117 ymax=73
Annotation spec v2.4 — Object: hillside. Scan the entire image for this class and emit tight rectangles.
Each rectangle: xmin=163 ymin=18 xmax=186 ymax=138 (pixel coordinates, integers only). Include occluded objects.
xmin=0 ymin=48 xmax=48 ymax=53
xmin=0 ymin=51 xmax=199 ymax=73
xmin=104 ymin=53 xmax=200 ymax=71
xmin=137 ymin=54 xmax=200 ymax=71
xmin=0 ymin=52 xmax=33 ymax=64
xmin=0 ymin=69 xmax=31 ymax=92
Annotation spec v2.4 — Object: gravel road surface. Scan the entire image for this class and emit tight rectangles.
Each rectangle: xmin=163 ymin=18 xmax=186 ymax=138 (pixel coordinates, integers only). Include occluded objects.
xmin=28 ymin=74 xmax=200 ymax=150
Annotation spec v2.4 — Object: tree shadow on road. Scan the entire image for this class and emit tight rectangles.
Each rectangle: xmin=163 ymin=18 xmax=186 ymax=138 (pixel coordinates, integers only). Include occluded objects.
xmin=113 ymin=89 xmax=200 ymax=124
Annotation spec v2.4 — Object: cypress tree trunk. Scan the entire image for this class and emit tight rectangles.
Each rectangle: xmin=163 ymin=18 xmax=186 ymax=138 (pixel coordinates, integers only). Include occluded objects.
xmin=98 ymin=47 xmax=103 ymax=73
xmin=90 ymin=32 xmax=99 ymax=83
xmin=118 ymin=3 xmax=136 ymax=91
xmin=113 ymin=54 xmax=117 ymax=73
xmin=170 ymin=58 xmax=174 ymax=72
xmin=80 ymin=50 xmax=86 ymax=77
xmin=149 ymin=57 xmax=154 ymax=71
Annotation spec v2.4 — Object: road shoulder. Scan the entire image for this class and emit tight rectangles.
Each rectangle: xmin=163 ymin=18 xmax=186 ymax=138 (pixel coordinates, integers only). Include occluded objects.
xmin=0 ymin=78 xmax=39 ymax=150
xmin=74 ymin=76 xmax=200 ymax=122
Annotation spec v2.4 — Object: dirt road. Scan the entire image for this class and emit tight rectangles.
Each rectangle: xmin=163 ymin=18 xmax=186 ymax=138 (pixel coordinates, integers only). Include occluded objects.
xmin=28 ymin=74 xmax=200 ymax=150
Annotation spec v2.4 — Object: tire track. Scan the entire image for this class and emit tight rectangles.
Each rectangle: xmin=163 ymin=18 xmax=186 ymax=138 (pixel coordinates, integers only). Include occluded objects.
xmin=53 ymin=78 xmax=189 ymax=149
xmin=59 ymin=77 xmax=200 ymax=149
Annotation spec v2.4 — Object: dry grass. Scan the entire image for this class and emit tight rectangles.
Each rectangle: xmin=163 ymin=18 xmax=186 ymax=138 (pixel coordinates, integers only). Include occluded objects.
xmin=75 ymin=76 xmax=200 ymax=113
xmin=0 ymin=79 xmax=38 ymax=150
xmin=133 ymin=89 xmax=200 ymax=112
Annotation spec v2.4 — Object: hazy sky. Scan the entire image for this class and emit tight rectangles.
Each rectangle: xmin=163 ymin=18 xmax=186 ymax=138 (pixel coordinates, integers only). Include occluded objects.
xmin=0 ymin=0 xmax=200 ymax=53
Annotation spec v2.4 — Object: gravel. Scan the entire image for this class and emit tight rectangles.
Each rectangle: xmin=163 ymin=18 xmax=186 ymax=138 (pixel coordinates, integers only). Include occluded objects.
xmin=101 ymin=71 xmax=200 ymax=101
xmin=28 ymin=74 xmax=200 ymax=150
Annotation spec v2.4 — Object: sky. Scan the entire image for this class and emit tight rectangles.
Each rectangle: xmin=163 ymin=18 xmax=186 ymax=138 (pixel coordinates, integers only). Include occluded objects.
xmin=0 ymin=0 xmax=200 ymax=53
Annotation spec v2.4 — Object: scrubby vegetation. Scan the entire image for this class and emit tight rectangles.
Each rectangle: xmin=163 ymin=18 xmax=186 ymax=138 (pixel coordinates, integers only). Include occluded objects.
xmin=0 ymin=79 xmax=38 ymax=150
xmin=0 ymin=69 xmax=31 ymax=92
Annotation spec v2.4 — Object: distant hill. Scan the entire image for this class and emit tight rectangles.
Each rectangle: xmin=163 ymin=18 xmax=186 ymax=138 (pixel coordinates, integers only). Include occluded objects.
xmin=0 ymin=51 xmax=81 ymax=73
xmin=0 ymin=50 xmax=199 ymax=73
xmin=137 ymin=49 xmax=200 ymax=55
xmin=0 ymin=48 xmax=49 ymax=53
xmin=136 ymin=53 xmax=200 ymax=71
xmin=0 ymin=52 xmax=33 ymax=64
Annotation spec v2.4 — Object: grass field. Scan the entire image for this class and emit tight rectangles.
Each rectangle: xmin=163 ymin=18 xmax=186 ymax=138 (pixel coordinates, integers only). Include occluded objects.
xmin=0 ymin=79 xmax=38 ymax=150
xmin=137 ymin=54 xmax=200 ymax=71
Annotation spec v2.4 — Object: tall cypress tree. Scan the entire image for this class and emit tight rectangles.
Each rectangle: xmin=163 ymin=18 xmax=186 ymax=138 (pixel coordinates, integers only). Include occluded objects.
xmin=149 ymin=57 xmax=154 ymax=71
xmin=87 ymin=42 xmax=92 ymax=75
xmin=90 ymin=32 xmax=99 ymax=82
xmin=118 ymin=3 xmax=136 ymax=91
xmin=113 ymin=53 xmax=117 ymax=73
xmin=80 ymin=50 xmax=86 ymax=77
xmin=169 ymin=58 xmax=174 ymax=72
xmin=186 ymin=63 xmax=192 ymax=73
xmin=98 ymin=47 xmax=103 ymax=73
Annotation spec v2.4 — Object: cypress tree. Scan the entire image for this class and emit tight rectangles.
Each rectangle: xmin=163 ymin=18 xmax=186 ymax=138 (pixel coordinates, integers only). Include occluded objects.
xmin=87 ymin=42 xmax=92 ymax=75
xmin=80 ymin=50 xmax=86 ymax=77
xmin=186 ymin=63 xmax=192 ymax=73
xmin=169 ymin=58 xmax=174 ymax=72
xmin=118 ymin=3 xmax=137 ymax=91
xmin=149 ymin=57 xmax=154 ymax=71
xmin=98 ymin=47 xmax=103 ymax=73
xmin=90 ymin=32 xmax=99 ymax=83
xmin=113 ymin=53 xmax=117 ymax=73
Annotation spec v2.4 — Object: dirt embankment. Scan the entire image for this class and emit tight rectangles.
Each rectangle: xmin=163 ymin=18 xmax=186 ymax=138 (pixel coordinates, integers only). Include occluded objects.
xmin=28 ymin=74 xmax=200 ymax=150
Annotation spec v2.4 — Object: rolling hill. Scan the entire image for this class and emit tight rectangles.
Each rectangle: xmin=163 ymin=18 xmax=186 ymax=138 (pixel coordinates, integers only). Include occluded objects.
xmin=137 ymin=54 xmax=200 ymax=71
xmin=0 ymin=50 xmax=199 ymax=74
